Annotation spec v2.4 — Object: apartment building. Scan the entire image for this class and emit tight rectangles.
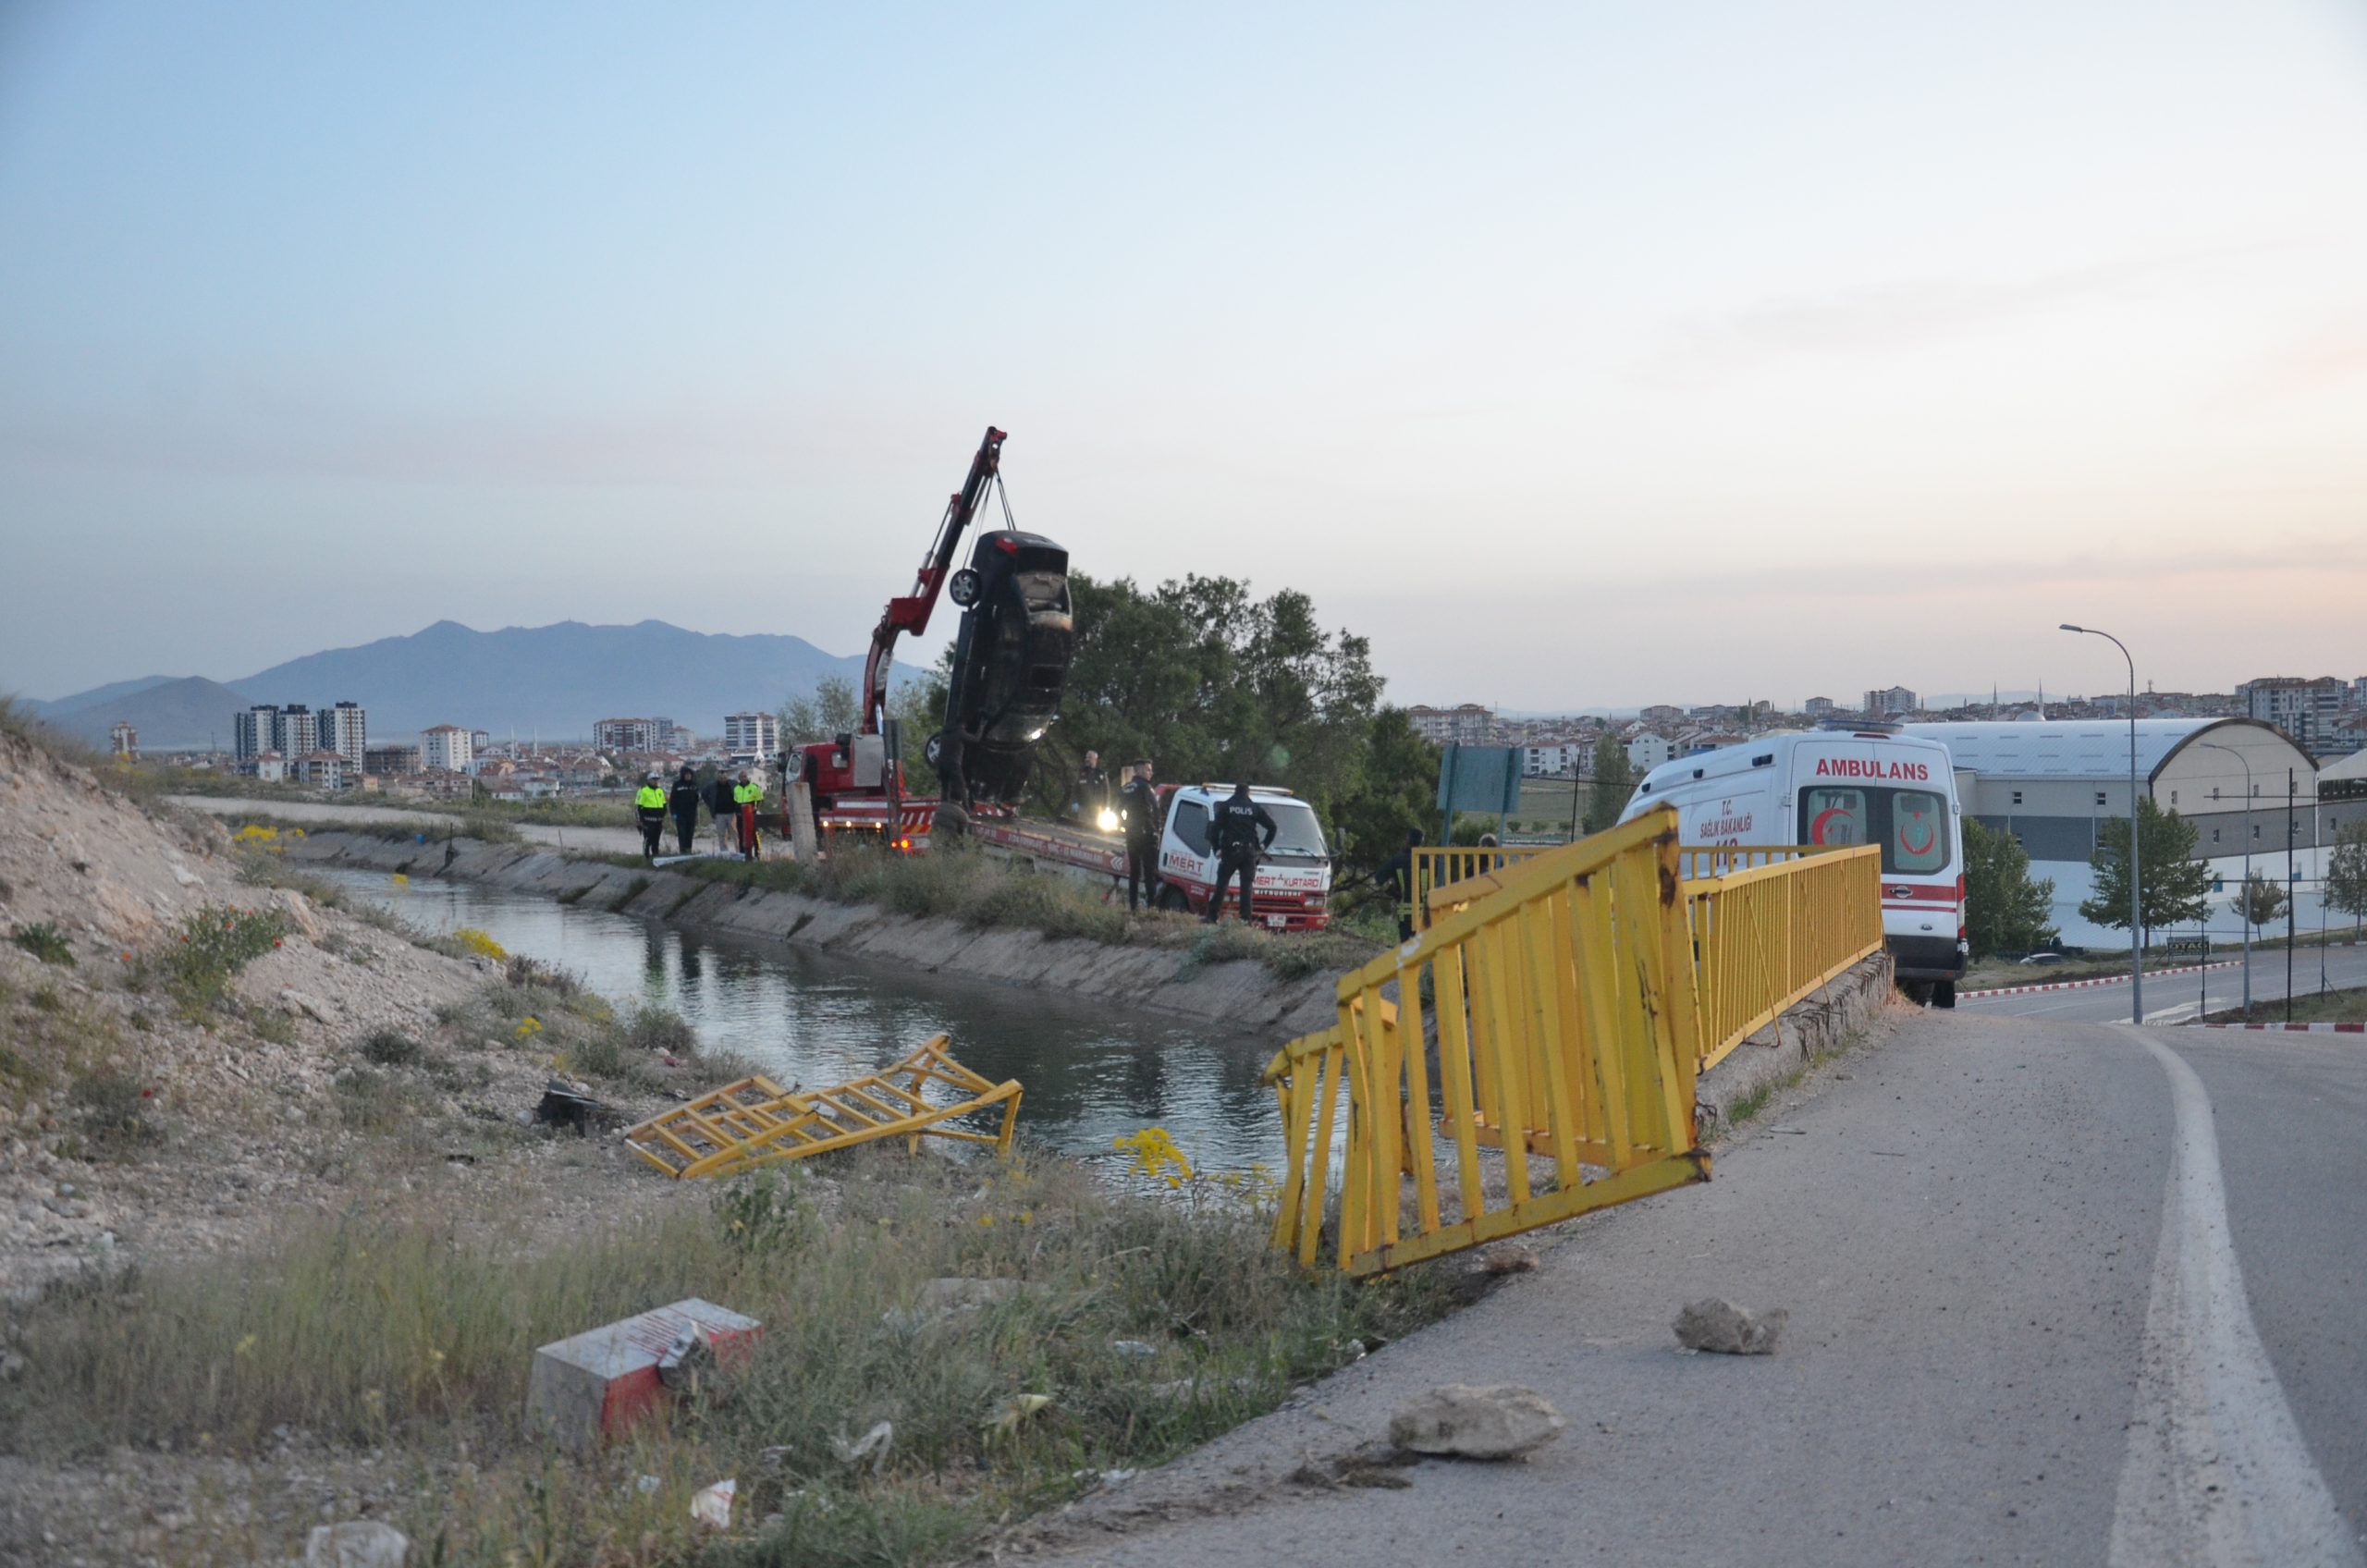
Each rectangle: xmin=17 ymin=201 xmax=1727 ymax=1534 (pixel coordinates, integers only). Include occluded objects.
xmin=420 ymin=725 xmax=475 ymax=774
xmin=1406 ymin=703 xmax=1496 ymax=746
xmin=723 ymin=711 xmax=779 ymax=759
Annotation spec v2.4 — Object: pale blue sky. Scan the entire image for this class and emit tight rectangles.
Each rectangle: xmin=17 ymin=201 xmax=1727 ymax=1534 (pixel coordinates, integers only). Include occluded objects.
xmin=3 ymin=1 xmax=2362 ymax=708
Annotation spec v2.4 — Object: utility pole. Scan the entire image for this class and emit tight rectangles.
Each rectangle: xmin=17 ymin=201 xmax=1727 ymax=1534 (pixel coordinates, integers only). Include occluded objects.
xmin=2287 ymin=767 xmax=2297 ymax=1024
xmin=2062 ymin=625 xmax=2141 ymax=1023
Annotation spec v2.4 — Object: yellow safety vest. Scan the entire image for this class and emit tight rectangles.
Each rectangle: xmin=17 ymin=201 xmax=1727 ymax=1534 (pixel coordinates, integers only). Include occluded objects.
xmin=634 ymin=785 xmax=667 ymax=810
xmin=732 ymin=781 xmax=763 ymax=806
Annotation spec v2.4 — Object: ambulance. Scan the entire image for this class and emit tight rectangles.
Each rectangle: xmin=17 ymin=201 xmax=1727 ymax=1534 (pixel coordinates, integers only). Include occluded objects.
xmin=1619 ymin=724 xmax=1968 ymax=1006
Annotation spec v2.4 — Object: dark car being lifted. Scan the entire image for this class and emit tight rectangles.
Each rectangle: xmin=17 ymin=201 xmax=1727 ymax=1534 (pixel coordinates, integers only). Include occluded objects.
xmin=925 ymin=529 xmax=1073 ymax=810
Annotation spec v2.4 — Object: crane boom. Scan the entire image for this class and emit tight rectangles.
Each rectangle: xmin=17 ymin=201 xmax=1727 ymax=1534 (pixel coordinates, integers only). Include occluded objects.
xmin=858 ymin=426 xmax=1006 ymax=735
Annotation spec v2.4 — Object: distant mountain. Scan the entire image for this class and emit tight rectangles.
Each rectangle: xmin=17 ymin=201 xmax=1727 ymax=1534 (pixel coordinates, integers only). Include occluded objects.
xmin=231 ymin=619 xmax=886 ymax=740
xmin=30 ymin=673 xmax=183 ymax=717
xmin=41 ymin=677 xmax=259 ymax=752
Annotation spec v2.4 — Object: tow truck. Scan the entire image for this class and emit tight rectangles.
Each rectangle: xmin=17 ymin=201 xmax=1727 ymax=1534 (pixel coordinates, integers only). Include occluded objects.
xmin=779 ymin=426 xmax=1079 ymax=847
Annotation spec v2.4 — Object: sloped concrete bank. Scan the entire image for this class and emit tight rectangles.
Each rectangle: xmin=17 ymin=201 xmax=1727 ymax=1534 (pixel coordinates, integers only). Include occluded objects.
xmin=1693 ymin=949 xmax=1899 ymax=1131
xmin=283 ymin=830 xmax=1348 ymax=1037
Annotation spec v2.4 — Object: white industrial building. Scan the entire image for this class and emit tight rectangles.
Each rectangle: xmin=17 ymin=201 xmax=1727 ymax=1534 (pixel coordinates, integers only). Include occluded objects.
xmin=1901 ymin=718 xmax=2342 ymax=947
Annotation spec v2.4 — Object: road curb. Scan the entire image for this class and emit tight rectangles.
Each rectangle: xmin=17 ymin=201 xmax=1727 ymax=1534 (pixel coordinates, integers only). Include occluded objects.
xmin=2179 ymin=1021 xmax=2364 ymax=1034
xmin=1960 ymin=961 xmax=2238 ymax=1000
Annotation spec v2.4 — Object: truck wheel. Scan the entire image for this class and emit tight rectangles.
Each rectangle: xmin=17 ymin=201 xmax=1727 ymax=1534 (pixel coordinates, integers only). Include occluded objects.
xmin=1899 ymin=980 xmax=1933 ymax=1007
xmin=1933 ymin=980 xmax=1956 ymax=1010
xmin=1157 ymin=885 xmax=1190 ymax=913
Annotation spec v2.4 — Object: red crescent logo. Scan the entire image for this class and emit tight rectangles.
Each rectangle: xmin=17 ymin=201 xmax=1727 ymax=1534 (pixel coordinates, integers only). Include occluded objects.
xmin=1901 ymin=821 xmax=1936 ymax=856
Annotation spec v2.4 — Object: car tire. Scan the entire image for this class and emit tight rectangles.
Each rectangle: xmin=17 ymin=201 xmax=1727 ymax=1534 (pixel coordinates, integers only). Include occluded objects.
xmin=1933 ymin=980 xmax=1956 ymax=1010
xmin=1157 ymin=885 xmax=1190 ymax=913
xmin=923 ymin=731 xmax=947 ymax=769
xmin=1900 ymin=979 xmax=1933 ymax=1007
xmin=948 ymin=568 xmax=981 ymax=607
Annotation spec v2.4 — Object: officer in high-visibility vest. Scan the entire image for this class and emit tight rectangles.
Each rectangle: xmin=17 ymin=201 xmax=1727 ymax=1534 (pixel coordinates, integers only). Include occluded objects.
xmin=730 ymin=769 xmax=766 ymax=862
xmin=633 ymin=771 xmax=668 ymax=859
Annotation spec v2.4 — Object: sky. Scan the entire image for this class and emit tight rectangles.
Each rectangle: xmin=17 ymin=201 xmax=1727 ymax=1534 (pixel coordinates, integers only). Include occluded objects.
xmin=2 ymin=0 xmax=2363 ymax=711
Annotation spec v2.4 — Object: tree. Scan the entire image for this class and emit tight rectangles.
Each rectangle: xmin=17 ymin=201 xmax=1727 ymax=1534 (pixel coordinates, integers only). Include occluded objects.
xmin=2325 ymin=819 xmax=2367 ymax=938
xmin=1331 ymin=707 xmax=1439 ymax=873
xmin=779 ymin=675 xmax=861 ymax=746
xmin=1961 ymin=818 xmax=2056 ymax=957
xmin=1583 ymin=736 xmax=1637 ymax=835
xmin=2079 ymin=796 xmax=2211 ymax=940
xmin=2237 ymin=870 xmax=2289 ymax=934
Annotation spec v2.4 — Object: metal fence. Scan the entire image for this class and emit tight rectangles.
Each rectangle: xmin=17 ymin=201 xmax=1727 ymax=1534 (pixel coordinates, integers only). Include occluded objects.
xmin=1267 ymin=819 xmax=1886 ymax=1276
xmin=1683 ymin=845 xmax=1883 ymax=1072
xmin=1267 ymin=810 xmax=1709 ymax=1277
xmin=1408 ymin=844 xmax=1550 ymax=932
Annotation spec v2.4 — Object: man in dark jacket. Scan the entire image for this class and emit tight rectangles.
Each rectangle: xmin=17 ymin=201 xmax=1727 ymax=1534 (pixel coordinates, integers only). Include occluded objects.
xmin=1067 ymin=750 xmax=1109 ymax=827
xmin=1205 ymin=782 xmax=1277 ymax=925
xmin=633 ymin=771 xmax=668 ymax=859
xmin=1118 ymin=760 xmax=1160 ymax=911
xmin=667 ymin=766 xmax=703 ymax=855
xmin=1375 ymin=826 xmax=1424 ymax=940
xmin=705 ymin=772 xmax=738 ymax=854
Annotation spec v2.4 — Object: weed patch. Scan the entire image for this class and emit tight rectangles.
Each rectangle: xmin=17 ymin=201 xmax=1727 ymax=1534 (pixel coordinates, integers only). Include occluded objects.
xmin=138 ymin=904 xmax=289 ymax=1017
xmin=10 ymin=922 xmax=75 ymax=967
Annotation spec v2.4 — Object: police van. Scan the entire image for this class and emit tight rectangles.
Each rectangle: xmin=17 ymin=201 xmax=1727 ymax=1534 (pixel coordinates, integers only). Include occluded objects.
xmin=1619 ymin=725 xmax=1968 ymax=1005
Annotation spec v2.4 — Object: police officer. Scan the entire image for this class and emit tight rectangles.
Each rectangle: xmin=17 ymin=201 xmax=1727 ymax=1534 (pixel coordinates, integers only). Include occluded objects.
xmin=667 ymin=765 xmax=703 ymax=856
xmin=1118 ymin=759 xmax=1160 ymax=911
xmin=1205 ymin=781 xmax=1277 ymax=925
xmin=730 ymin=768 xmax=766 ymax=861
xmin=1375 ymin=826 xmax=1424 ymax=940
xmin=633 ymin=771 xmax=668 ymax=859
xmin=1067 ymin=749 xmax=1109 ymax=827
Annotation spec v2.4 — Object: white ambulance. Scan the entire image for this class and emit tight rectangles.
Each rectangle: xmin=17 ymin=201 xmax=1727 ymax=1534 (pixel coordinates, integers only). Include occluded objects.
xmin=1619 ymin=725 xmax=1968 ymax=1005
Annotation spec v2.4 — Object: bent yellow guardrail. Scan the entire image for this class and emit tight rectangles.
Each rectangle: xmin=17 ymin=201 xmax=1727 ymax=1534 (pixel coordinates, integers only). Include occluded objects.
xmin=1685 ymin=843 xmax=1883 ymax=1071
xmin=1267 ymin=810 xmax=1708 ymax=1278
xmin=624 ymin=1035 xmax=1021 ymax=1179
xmin=1407 ymin=845 xmax=1548 ymax=932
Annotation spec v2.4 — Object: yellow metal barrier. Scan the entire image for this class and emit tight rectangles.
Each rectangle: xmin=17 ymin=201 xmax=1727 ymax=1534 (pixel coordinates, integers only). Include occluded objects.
xmin=1408 ymin=845 xmax=1549 ymax=931
xmin=1684 ymin=844 xmax=1883 ymax=1072
xmin=1267 ymin=810 xmax=1709 ymax=1278
xmin=624 ymin=1035 xmax=1022 ymax=1179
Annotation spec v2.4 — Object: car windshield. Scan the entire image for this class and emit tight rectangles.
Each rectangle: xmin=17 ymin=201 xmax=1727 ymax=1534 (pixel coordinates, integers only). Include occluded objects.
xmin=1260 ymin=799 xmax=1328 ymax=858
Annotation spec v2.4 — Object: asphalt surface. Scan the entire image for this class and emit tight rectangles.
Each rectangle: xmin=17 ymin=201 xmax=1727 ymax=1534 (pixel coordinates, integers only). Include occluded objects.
xmin=1963 ymin=945 xmax=2367 ymax=1024
xmin=1032 ymin=1011 xmax=2367 ymax=1568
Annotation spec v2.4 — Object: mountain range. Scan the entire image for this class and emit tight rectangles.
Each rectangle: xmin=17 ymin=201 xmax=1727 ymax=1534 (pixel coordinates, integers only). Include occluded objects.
xmin=26 ymin=620 xmax=889 ymax=749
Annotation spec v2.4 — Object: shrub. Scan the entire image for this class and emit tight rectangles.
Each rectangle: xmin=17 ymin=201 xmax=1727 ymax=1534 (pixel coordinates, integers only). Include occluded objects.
xmin=145 ymin=904 xmax=290 ymax=1015
xmin=621 ymin=1005 xmax=695 ymax=1058
xmin=10 ymin=923 xmax=74 ymax=968
xmin=68 ymin=1068 xmax=159 ymax=1155
xmin=452 ymin=927 xmax=507 ymax=962
xmin=502 ymin=954 xmax=581 ymax=995
xmin=362 ymin=1029 xmax=425 ymax=1068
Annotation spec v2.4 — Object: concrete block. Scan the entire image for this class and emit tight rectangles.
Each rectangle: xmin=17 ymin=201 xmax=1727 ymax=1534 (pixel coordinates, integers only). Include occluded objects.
xmin=525 ymin=1297 xmax=761 ymax=1452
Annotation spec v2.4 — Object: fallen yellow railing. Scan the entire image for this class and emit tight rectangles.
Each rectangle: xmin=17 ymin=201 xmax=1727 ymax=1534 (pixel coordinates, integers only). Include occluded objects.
xmin=1268 ymin=810 xmax=1709 ymax=1278
xmin=1685 ymin=843 xmax=1883 ymax=1072
xmin=624 ymin=1035 xmax=1022 ymax=1179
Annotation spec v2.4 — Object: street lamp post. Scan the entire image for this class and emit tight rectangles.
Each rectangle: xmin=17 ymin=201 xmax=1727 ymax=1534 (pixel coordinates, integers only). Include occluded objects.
xmin=2195 ymin=741 xmax=2252 ymax=1015
xmin=2061 ymin=624 xmax=2141 ymax=1023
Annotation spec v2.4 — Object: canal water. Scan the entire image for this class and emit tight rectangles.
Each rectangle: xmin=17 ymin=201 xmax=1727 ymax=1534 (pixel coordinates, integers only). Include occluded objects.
xmin=313 ymin=866 xmax=1286 ymax=1176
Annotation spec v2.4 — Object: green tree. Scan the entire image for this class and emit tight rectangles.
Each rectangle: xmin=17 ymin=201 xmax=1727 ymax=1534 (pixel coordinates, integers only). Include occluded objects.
xmin=1961 ymin=818 xmax=2056 ymax=957
xmin=2079 ymin=797 xmax=2211 ymax=940
xmin=779 ymin=675 xmax=861 ymax=745
xmin=2236 ymin=869 xmax=2289 ymax=934
xmin=1331 ymin=707 xmax=1439 ymax=872
xmin=2324 ymin=818 xmax=2367 ymax=938
xmin=1583 ymin=736 xmax=1637 ymax=835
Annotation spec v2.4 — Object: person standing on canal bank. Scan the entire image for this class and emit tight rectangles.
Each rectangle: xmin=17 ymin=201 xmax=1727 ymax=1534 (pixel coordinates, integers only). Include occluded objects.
xmin=706 ymin=770 xmax=737 ymax=854
xmin=1205 ymin=781 xmax=1276 ymax=924
xmin=1067 ymin=750 xmax=1109 ymax=827
xmin=667 ymin=765 xmax=702 ymax=855
xmin=633 ymin=771 xmax=668 ymax=859
xmin=1376 ymin=826 xmax=1423 ymax=940
xmin=1119 ymin=759 xmax=1160 ymax=911
xmin=731 ymin=768 xmax=765 ymax=861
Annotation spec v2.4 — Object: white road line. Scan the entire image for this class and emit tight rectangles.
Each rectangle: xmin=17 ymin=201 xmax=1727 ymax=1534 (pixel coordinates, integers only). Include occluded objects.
xmin=2108 ymin=1028 xmax=2363 ymax=1568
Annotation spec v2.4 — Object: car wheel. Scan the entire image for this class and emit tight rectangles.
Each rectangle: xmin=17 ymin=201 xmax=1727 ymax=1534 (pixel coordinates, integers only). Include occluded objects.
xmin=924 ymin=731 xmax=947 ymax=769
xmin=1157 ymin=885 xmax=1190 ymax=913
xmin=1900 ymin=980 xmax=1933 ymax=1007
xmin=949 ymin=569 xmax=981 ymax=607
xmin=1933 ymin=980 xmax=1956 ymax=1010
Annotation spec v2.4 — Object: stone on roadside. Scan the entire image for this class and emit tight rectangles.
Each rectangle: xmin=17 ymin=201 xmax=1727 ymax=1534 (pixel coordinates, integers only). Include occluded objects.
xmin=1388 ymin=1383 xmax=1564 ymax=1460
xmin=305 ymin=1520 xmax=411 ymax=1568
xmin=1674 ymin=1297 xmax=1786 ymax=1354
xmin=1476 ymin=1243 xmax=1541 ymax=1276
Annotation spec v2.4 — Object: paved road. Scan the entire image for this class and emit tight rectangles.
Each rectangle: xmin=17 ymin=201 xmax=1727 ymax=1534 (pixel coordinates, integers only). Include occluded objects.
xmin=1031 ymin=1013 xmax=2367 ymax=1567
xmin=167 ymin=793 xmax=650 ymax=857
xmin=1963 ymin=945 xmax=2367 ymax=1024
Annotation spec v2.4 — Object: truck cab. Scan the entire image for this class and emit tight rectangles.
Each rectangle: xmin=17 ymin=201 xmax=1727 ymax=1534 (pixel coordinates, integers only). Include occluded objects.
xmin=1619 ymin=726 xmax=1968 ymax=1004
xmin=1150 ymin=784 xmax=1333 ymax=931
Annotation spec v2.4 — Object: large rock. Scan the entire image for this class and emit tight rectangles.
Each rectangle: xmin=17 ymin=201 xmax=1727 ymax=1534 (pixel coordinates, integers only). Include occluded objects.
xmin=1388 ymin=1383 xmax=1565 ymax=1460
xmin=306 ymin=1520 xmax=411 ymax=1567
xmin=1674 ymin=1297 xmax=1786 ymax=1354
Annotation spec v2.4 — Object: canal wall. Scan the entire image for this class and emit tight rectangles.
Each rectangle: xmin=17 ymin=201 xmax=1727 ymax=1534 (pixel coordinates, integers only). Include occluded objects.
xmin=283 ymin=831 xmax=1351 ymax=1037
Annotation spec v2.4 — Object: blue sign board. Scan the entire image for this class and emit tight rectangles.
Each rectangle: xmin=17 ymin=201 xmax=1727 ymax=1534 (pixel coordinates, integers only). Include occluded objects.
xmin=1437 ymin=744 xmax=1522 ymax=836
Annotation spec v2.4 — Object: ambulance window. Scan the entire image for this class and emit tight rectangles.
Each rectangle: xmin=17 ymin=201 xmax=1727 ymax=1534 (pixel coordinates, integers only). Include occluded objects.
xmin=1171 ymin=800 xmax=1211 ymax=854
xmin=1802 ymin=789 xmax=1867 ymax=848
xmin=1891 ymin=790 xmax=1947 ymax=874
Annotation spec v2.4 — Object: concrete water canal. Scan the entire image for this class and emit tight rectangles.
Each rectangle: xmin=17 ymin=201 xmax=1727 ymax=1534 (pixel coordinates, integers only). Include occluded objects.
xmin=309 ymin=865 xmax=1290 ymax=1177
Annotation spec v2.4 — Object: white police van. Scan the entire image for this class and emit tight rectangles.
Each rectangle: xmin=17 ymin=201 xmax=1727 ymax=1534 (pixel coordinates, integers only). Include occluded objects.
xmin=1619 ymin=724 xmax=1968 ymax=1005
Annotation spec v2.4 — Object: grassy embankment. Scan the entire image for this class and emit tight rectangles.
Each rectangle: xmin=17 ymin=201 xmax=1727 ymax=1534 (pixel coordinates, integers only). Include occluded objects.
xmin=2201 ymin=985 xmax=2367 ymax=1025
xmin=3 ymin=1138 xmax=1454 ymax=1566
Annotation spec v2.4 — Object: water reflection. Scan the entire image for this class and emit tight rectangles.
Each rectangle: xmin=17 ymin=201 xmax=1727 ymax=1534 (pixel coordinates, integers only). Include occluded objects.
xmin=313 ymin=867 xmax=1284 ymax=1172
